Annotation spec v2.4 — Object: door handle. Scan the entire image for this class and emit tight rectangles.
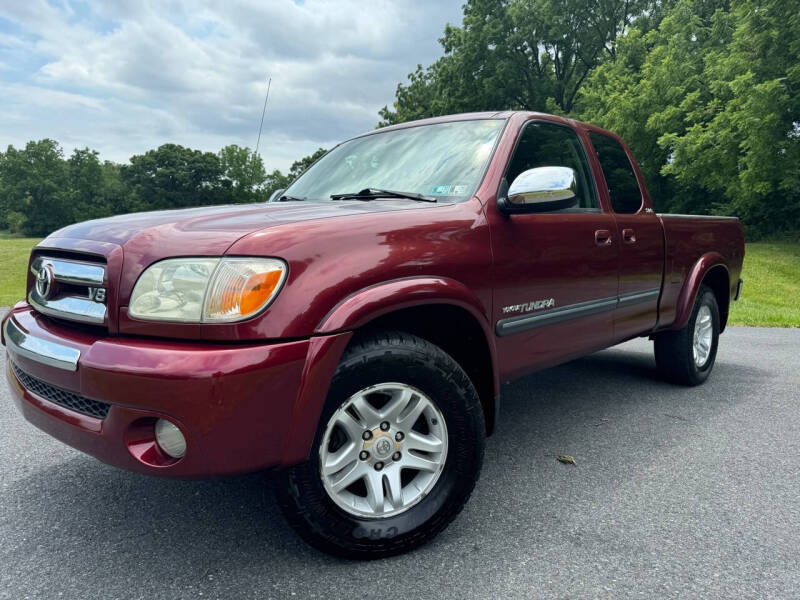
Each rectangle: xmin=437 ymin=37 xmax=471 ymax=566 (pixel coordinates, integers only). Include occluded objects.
xmin=595 ymin=229 xmax=612 ymax=246
xmin=622 ymin=228 xmax=637 ymax=244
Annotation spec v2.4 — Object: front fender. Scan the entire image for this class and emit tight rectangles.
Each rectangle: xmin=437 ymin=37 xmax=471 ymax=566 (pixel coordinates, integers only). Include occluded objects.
xmin=670 ymin=252 xmax=729 ymax=331
xmin=280 ymin=330 xmax=353 ymax=467
xmin=315 ymin=276 xmax=492 ymax=336
xmin=277 ymin=277 xmax=497 ymax=465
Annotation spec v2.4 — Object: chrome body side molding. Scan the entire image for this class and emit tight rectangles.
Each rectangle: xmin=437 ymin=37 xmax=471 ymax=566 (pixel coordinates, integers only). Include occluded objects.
xmin=616 ymin=288 xmax=661 ymax=307
xmin=496 ymin=288 xmax=661 ymax=337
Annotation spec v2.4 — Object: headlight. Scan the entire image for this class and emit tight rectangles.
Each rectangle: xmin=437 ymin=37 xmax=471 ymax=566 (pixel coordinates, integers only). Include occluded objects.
xmin=129 ymin=257 xmax=287 ymax=323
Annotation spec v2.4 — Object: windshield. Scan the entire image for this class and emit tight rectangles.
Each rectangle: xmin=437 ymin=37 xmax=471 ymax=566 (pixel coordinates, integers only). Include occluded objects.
xmin=283 ymin=119 xmax=506 ymax=202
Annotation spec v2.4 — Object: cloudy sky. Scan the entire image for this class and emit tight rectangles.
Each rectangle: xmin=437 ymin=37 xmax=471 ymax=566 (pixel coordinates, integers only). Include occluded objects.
xmin=0 ymin=0 xmax=462 ymax=171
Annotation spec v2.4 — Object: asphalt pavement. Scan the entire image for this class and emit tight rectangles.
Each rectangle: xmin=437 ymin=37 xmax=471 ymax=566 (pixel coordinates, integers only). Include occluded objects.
xmin=1 ymin=323 xmax=798 ymax=599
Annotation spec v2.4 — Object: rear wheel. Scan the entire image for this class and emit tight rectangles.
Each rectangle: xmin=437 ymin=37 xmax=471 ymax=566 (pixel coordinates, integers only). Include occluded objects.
xmin=654 ymin=284 xmax=720 ymax=386
xmin=274 ymin=331 xmax=485 ymax=559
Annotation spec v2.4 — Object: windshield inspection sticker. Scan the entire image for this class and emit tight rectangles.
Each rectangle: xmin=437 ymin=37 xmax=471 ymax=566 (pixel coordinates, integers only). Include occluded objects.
xmin=431 ymin=184 xmax=469 ymax=196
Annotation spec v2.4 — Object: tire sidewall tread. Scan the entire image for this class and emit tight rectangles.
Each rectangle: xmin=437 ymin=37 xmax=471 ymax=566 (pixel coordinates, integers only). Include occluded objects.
xmin=654 ymin=284 xmax=720 ymax=386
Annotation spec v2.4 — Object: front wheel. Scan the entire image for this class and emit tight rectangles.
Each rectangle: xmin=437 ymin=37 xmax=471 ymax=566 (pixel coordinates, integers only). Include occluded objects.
xmin=274 ymin=331 xmax=485 ymax=559
xmin=654 ymin=284 xmax=720 ymax=386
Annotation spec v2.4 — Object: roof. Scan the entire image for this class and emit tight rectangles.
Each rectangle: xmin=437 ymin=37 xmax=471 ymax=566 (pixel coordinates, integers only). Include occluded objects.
xmin=352 ymin=110 xmax=620 ymax=147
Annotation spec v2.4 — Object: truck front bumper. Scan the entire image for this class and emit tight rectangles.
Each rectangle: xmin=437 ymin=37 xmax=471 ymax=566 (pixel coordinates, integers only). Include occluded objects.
xmin=2 ymin=306 xmax=349 ymax=477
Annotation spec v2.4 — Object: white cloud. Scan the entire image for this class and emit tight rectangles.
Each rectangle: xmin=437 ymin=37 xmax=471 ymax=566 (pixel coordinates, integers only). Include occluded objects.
xmin=0 ymin=0 xmax=462 ymax=170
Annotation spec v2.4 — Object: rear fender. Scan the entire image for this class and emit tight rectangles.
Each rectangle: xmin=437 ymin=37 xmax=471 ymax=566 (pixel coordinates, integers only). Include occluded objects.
xmin=670 ymin=252 xmax=729 ymax=331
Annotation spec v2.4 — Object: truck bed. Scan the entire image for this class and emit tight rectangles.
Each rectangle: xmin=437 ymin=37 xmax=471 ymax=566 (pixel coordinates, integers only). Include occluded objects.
xmin=657 ymin=214 xmax=745 ymax=330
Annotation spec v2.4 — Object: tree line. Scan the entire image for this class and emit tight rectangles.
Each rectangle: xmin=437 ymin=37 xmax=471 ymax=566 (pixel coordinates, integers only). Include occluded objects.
xmin=380 ymin=0 xmax=799 ymax=237
xmin=2 ymin=0 xmax=796 ymax=238
xmin=0 ymin=140 xmax=325 ymax=237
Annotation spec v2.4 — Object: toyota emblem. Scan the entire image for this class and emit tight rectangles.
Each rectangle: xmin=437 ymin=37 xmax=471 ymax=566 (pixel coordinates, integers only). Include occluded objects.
xmin=35 ymin=265 xmax=53 ymax=299
xmin=375 ymin=438 xmax=392 ymax=458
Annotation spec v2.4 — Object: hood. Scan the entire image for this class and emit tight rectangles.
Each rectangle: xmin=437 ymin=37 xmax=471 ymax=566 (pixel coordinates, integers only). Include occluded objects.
xmin=47 ymin=201 xmax=437 ymax=256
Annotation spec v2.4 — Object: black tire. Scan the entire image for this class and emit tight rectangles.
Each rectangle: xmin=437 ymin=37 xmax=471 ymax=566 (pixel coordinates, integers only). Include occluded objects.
xmin=654 ymin=284 xmax=720 ymax=386
xmin=274 ymin=331 xmax=485 ymax=559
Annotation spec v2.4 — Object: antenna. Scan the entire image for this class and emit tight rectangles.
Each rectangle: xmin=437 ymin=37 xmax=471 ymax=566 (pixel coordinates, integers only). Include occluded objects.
xmin=255 ymin=77 xmax=271 ymax=156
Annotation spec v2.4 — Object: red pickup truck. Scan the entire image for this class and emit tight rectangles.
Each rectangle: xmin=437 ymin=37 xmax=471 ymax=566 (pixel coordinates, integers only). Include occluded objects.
xmin=2 ymin=111 xmax=744 ymax=558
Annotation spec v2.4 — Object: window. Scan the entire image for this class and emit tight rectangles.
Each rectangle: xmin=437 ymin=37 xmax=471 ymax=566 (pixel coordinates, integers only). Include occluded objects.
xmin=589 ymin=132 xmax=643 ymax=214
xmin=505 ymin=121 xmax=599 ymax=211
xmin=285 ymin=119 xmax=506 ymax=202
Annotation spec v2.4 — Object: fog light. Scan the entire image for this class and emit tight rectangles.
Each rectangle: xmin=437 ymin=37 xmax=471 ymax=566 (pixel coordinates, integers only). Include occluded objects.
xmin=154 ymin=419 xmax=186 ymax=459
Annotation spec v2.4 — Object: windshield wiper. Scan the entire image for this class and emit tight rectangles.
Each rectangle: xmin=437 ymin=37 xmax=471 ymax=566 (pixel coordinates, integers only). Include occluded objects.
xmin=330 ymin=188 xmax=437 ymax=203
xmin=277 ymin=195 xmax=306 ymax=202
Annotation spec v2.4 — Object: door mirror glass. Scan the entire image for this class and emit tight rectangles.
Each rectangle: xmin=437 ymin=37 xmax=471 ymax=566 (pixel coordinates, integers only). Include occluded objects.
xmin=267 ymin=188 xmax=285 ymax=203
xmin=500 ymin=166 xmax=578 ymax=214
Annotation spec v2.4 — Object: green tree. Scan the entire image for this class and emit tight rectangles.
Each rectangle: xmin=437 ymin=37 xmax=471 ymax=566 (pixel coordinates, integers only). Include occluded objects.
xmin=264 ymin=169 xmax=291 ymax=198
xmin=578 ymin=0 xmax=800 ymax=235
xmin=121 ymin=144 xmax=223 ymax=211
xmin=288 ymin=148 xmax=327 ymax=181
xmin=218 ymin=144 xmax=267 ymax=202
xmin=0 ymin=140 xmax=71 ymax=236
xmin=98 ymin=160 xmax=132 ymax=217
xmin=0 ymin=139 xmax=333 ymax=234
xmin=379 ymin=0 xmax=672 ymax=125
xmin=259 ymin=148 xmax=328 ymax=200
xmin=67 ymin=148 xmax=109 ymax=220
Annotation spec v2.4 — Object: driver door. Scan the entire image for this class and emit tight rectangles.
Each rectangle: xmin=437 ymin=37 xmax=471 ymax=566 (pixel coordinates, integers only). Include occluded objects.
xmin=489 ymin=120 xmax=618 ymax=379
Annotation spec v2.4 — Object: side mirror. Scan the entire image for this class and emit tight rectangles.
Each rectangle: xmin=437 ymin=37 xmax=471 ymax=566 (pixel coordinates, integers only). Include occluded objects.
xmin=268 ymin=188 xmax=285 ymax=203
xmin=498 ymin=166 xmax=578 ymax=214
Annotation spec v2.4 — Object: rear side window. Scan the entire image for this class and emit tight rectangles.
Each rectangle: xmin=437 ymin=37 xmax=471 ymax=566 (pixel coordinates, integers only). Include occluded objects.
xmin=589 ymin=132 xmax=642 ymax=214
xmin=506 ymin=121 xmax=599 ymax=211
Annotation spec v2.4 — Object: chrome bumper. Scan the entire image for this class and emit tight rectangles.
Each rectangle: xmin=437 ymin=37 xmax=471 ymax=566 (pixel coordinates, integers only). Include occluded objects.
xmin=3 ymin=317 xmax=80 ymax=371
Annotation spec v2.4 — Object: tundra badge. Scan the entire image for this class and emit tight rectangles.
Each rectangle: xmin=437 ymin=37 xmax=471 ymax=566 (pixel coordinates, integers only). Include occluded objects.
xmin=502 ymin=298 xmax=555 ymax=314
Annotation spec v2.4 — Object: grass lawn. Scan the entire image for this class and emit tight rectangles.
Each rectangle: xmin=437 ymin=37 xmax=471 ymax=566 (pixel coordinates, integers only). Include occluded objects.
xmin=0 ymin=234 xmax=39 ymax=307
xmin=0 ymin=236 xmax=797 ymax=326
xmin=728 ymin=241 xmax=800 ymax=327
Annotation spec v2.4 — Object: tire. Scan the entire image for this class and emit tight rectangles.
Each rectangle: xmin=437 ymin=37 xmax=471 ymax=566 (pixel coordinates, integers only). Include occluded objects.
xmin=274 ymin=331 xmax=485 ymax=559
xmin=654 ymin=284 xmax=720 ymax=386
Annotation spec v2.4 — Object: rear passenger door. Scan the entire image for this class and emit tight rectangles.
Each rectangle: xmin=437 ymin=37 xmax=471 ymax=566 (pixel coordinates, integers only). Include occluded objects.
xmin=588 ymin=131 xmax=664 ymax=341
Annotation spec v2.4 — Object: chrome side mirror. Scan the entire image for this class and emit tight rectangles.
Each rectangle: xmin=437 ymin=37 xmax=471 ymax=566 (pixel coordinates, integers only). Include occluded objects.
xmin=498 ymin=166 xmax=579 ymax=214
xmin=268 ymin=188 xmax=285 ymax=203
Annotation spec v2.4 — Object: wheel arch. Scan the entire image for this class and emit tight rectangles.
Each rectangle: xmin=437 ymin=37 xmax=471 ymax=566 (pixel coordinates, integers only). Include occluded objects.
xmin=701 ymin=265 xmax=730 ymax=333
xmin=316 ymin=277 xmax=500 ymax=436
xmin=671 ymin=253 xmax=731 ymax=333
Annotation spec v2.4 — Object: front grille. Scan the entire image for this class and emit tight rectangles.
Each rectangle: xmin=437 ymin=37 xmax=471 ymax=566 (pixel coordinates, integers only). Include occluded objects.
xmin=10 ymin=362 xmax=110 ymax=419
xmin=29 ymin=255 xmax=108 ymax=327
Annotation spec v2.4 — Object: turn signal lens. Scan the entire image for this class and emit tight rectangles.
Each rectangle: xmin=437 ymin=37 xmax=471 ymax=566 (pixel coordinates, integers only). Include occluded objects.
xmin=203 ymin=258 xmax=286 ymax=322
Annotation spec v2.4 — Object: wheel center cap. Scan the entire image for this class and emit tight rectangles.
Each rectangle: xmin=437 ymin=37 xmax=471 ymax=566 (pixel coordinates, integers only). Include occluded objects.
xmin=372 ymin=436 xmax=394 ymax=459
